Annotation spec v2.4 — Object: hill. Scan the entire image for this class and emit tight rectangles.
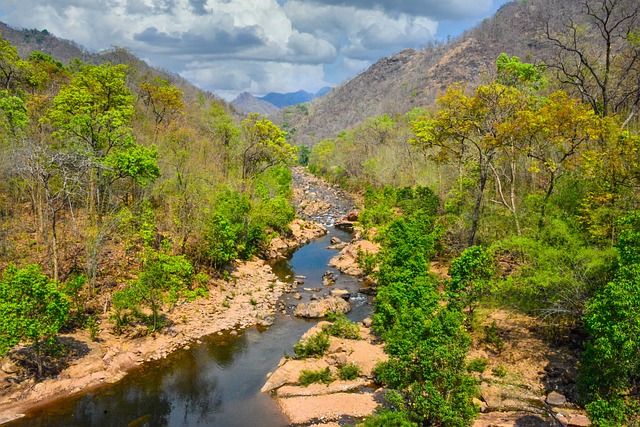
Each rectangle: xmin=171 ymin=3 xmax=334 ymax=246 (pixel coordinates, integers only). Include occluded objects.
xmin=231 ymin=92 xmax=280 ymax=116
xmin=281 ymin=0 xmax=574 ymax=146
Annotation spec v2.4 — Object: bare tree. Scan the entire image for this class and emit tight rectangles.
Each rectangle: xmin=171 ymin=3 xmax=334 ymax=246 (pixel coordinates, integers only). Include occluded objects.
xmin=15 ymin=141 xmax=91 ymax=281
xmin=545 ymin=0 xmax=640 ymax=122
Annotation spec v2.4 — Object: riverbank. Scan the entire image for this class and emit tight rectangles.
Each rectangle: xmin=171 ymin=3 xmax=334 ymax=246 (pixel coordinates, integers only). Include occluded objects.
xmin=0 ymin=218 xmax=327 ymax=425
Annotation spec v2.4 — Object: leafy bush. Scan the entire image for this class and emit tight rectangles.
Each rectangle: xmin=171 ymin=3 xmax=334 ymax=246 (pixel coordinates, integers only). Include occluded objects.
xmin=299 ymin=367 xmax=334 ymax=386
xmin=323 ymin=312 xmax=360 ymax=339
xmin=467 ymin=357 xmax=489 ymax=373
xmin=337 ymin=362 xmax=361 ymax=380
xmin=357 ymin=410 xmax=419 ymax=427
xmin=293 ymin=331 xmax=330 ymax=358
xmin=0 ymin=264 xmax=70 ymax=377
xmin=492 ymin=365 xmax=507 ymax=378
xmin=447 ymin=245 xmax=496 ymax=316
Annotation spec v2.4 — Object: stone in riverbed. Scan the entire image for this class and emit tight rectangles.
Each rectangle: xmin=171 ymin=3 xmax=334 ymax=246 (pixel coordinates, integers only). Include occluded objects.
xmin=293 ymin=296 xmax=351 ymax=318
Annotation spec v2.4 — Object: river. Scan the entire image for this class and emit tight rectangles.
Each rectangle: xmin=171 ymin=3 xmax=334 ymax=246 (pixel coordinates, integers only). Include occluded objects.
xmin=11 ymin=224 xmax=372 ymax=427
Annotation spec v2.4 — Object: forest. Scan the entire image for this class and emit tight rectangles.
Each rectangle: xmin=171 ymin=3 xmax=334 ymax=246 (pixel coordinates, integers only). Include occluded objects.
xmin=0 ymin=0 xmax=639 ymax=425
xmin=0 ymin=35 xmax=298 ymax=376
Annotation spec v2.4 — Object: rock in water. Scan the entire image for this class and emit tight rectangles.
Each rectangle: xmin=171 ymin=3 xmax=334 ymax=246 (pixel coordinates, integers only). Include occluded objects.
xmin=293 ymin=296 xmax=351 ymax=318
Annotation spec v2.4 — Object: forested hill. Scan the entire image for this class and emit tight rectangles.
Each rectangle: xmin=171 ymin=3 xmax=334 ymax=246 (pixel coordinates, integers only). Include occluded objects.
xmin=280 ymin=0 xmax=583 ymax=146
xmin=0 ymin=21 xmax=234 ymax=114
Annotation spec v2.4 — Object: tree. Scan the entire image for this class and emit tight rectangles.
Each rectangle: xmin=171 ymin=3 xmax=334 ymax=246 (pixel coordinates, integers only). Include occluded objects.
xmin=14 ymin=141 xmax=92 ymax=281
xmin=0 ymin=33 xmax=28 ymax=90
xmin=46 ymin=62 xmax=159 ymax=219
xmin=411 ymin=82 xmax=526 ymax=245
xmin=579 ymin=212 xmax=640 ymax=425
xmin=139 ymin=77 xmax=185 ymax=140
xmin=545 ymin=0 xmax=640 ymax=120
xmin=0 ymin=264 xmax=69 ymax=378
xmin=240 ymin=113 xmax=296 ymax=180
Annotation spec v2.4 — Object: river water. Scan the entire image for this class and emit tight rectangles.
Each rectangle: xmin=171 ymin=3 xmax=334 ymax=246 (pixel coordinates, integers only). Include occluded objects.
xmin=12 ymin=227 xmax=372 ymax=427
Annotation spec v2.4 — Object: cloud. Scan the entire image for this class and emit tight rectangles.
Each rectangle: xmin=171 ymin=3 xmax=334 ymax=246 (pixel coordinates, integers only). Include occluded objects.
xmin=293 ymin=0 xmax=493 ymax=20
xmin=133 ymin=26 xmax=266 ymax=55
xmin=0 ymin=0 xmax=506 ymax=98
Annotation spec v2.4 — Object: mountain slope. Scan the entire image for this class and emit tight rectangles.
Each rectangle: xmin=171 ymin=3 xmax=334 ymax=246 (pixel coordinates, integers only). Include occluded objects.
xmin=231 ymin=92 xmax=280 ymax=116
xmin=283 ymin=0 xmax=567 ymax=146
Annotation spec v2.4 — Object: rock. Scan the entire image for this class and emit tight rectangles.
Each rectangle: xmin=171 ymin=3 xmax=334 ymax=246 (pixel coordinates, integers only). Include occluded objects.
xmin=330 ymin=289 xmax=350 ymax=300
xmin=293 ymin=296 xmax=351 ymax=318
xmin=362 ymin=317 xmax=373 ymax=328
xmin=1 ymin=360 xmax=19 ymax=374
xmin=473 ymin=397 xmax=488 ymax=413
xmin=481 ymin=384 xmax=503 ymax=410
xmin=344 ymin=210 xmax=360 ymax=222
xmin=292 ymin=293 xmax=302 ymax=300
xmin=330 ymin=237 xmax=342 ymax=245
xmin=568 ymin=415 xmax=591 ymax=426
xmin=322 ymin=271 xmax=338 ymax=286
xmin=546 ymin=391 xmax=567 ymax=407
xmin=278 ymin=392 xmax=378 ymax=424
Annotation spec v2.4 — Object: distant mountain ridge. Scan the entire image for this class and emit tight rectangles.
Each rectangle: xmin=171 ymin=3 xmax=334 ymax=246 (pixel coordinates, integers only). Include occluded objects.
xmin=258 ymin=88 xmax=331 ymax=109
xmin=231 ymin=92 xmax=280 ymax=116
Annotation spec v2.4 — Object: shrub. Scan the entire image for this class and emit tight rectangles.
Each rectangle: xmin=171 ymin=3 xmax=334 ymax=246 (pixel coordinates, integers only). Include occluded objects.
xmin=467 ymin=357 xmax=489 ymax=373
xmin=293 ymin=331 xmax=330 ymax=358
xmin=357 ymin=410 xmax=419 ymax=427
xmin=337 ymin=362 xmax=362 ymax=380
xmin=492 ymin=365 xmax=507 ymax=378
xmin=299 ymin=367 xmax=334 ymax=386
xmin=323 ymin=312 xmax=360 ymax=339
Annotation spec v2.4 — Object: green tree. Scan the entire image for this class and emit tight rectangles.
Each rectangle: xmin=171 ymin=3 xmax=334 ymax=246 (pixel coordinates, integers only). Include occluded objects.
xmin=579 ymin=212 xmax=640 ymax=425
xmin=0 ymin=264 xmax=69 ymax=378
xmin=447 ymin=245 xmax=496 ymax=317
xmin=46 ymin=62 xmax=159 ymax=219
xmin=240 ymin=113 xmax=296 ymax=180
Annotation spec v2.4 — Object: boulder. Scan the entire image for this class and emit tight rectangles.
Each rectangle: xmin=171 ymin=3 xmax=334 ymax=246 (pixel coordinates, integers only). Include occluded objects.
xmin=330 ymin=289 xmax=350 ymax=300
xmin=480 ymin=384 xmax=503 ymax=410
xmin=293 ymin=296 xmax=351 ymax=318
xmin=568 ymin=415 xmax=591 ymax=427
xmin=546 ymin=391 xmax=567 ymax=407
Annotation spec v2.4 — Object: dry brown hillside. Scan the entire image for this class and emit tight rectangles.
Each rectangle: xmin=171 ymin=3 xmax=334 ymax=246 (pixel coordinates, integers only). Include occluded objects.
xmin=282 ymin=0 xmax=584 ymax=146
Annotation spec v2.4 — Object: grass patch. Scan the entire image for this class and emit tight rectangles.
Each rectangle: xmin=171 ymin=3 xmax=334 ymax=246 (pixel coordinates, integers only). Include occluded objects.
xmin=299 ymin=367 xmax=334 ymax=386
xmin=337 ymin=362 xmax=362 ymax=380
xmin=467 ymin=357 xmax=489 ymax=373
xmin=323 ymin=312 xmax=361 ymax=339
xmin=293 ymin=331 xmax=330 ymax=358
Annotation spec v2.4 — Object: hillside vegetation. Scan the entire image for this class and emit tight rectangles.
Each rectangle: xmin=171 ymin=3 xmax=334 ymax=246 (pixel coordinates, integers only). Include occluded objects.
xmin=0 ymin=30 xmax=298 ymax=378
xmin=304 ymin=0 xmax=639 ymax=425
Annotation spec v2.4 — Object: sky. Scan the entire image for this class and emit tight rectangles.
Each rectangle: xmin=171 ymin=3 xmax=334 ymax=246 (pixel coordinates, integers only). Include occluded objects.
xmin=0 ymin=0 xmax=511 ymax=100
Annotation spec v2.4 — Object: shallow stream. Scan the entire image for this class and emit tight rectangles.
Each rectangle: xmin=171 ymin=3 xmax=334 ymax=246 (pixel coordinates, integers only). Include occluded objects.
xmin=12 ymin=227 xmax=372 ymax=427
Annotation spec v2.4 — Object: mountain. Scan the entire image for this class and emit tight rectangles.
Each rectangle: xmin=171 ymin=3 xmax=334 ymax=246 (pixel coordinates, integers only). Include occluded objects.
xmin=258 ymin=87 xmax=332 ymax=109
xmin=231 ymin=92 xmax=280 ymax=116
xmin=282 ymin=0 xmax=575 ymax=146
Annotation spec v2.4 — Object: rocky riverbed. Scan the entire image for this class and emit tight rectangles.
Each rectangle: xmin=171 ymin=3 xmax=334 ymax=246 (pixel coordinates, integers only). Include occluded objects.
xmin=0 ymin=167 xmax=354 ymax=425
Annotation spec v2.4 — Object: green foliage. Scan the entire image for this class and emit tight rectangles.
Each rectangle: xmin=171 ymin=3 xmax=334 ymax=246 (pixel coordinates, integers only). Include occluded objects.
xmin=357 ymin=410 xmax=419 ymax=427
xmin=496 ymin=53 xmax=547 ymax=90
xmin=371 ymin=205 xmax=478 ymax=426
xmin=323 ymin=312 xmax=361 ymax=339
xmin=579 ymin=213 xmax=640 ymax=426
xmin=467 ymin=357 xmax=489 ymax=373
xmin=293 ymin=331 xmax=330 ymax=359
xmin=447 ymin=246 xmax=496 ymax=315
xmin=484 ymin=321 xmax=504 ymax=354
xmin=337 ymin=362 xmax=361 ymax=380
xmin=491 ymin=364 xmax=507 ymax=378
xmin=492 ymin=220 xmax=617 ymax=328
xmin=0 ymin=90 xmax=28 ymax=136
xmin=296 ymin=145 xmax=310 ymax=166
xmin=299 ymin=367 xmax=334 ymax=386
xmin=0 ymin=264 xmax=69 ymax=377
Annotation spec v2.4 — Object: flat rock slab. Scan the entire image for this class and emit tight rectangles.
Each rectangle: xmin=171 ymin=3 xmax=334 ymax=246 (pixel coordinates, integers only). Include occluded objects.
xmin=279 ymin=392 xmax=378 ymax=424
xmin=276 ymin=378 xmax=370 ymax=397
xmin=474 ymin=412 xmax=555 ymax=427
